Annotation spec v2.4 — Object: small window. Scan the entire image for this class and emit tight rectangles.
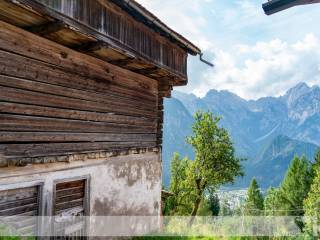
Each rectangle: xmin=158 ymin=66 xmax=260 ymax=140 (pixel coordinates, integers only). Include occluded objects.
xmin=0 ymin=185 xmax=41 ymax=236
xmin=53 ymin=178 xmax=89 ymax=239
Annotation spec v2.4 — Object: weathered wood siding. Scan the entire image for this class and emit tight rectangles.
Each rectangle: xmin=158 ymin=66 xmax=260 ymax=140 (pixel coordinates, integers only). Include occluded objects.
xmin=0 ymin=20 xmax=160 ymax=160
xmin=35 ymin=0 xmax=188 ymax=77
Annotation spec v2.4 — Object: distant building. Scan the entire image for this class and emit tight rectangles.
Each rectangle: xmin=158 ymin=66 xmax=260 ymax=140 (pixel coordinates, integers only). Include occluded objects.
xmin=0 ymin=0 xmax=200 ymax=236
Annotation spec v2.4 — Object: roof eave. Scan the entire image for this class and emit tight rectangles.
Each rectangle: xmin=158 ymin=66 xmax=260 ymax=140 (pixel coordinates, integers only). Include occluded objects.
xmin=111 ymin=0 xmax=201 ymax=55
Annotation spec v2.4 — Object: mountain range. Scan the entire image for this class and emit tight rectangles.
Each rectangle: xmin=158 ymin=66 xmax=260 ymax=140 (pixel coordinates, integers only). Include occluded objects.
xmin=163 ymin=82 xmax=320 ymax=189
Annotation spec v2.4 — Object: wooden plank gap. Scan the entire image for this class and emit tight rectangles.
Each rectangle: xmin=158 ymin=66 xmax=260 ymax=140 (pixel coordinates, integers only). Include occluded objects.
xmin=76 ymin=40 xmax=107 ymax=52
xmin=108 ymin=58 xmax=134 ymax=66
xmin=25 ymin=20 xmax=66 ymax=36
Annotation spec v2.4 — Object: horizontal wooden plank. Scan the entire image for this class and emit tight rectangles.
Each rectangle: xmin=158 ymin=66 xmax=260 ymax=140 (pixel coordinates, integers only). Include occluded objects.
xmin=56 ymin=193 xmax=84 ymax=204
xmin=0 ymin=83 xmax=157 ymax=119
xmin=55 ymin=199 xmax=84 ymax=212
xmin=0 ymin=20 xmax=159 ymax=97
xmin=18 ymin=224 xmax=37 ymax=236
xmin=56 ymin=180 xmax=84 ymax=190
xmin=1 ymin=141 xmax=157 ymax=158
xmin=0 ymin=50 xmax=157 ymax=105
xmin=0 ymin=132 xmax=157 ymax=143
xmin=55 ymin=207 xmax=84 ymax=216
xmin=0 ymin=0 xmax=47 ymax=28
xmin=0 ymin=197 xmax=38 ymax=211
xmin=56 ymin=187 xmax=84 ymax=198
xmin=0 ymin=102 xmax=157 ymax=127
xmin=0 ymin=187 xmax=37 ymax=204
xmin=2 ymin=210 xmax=38 ymax=220
xmin=5 ymin=216 xmax=37 ymax=230
xmin=0 ymin=203 xmax=38 ymax=216
xmin=0 ymin=72 xmax=156 ymax=113
xmin=0 ymin=114 xmax=156 ymax=134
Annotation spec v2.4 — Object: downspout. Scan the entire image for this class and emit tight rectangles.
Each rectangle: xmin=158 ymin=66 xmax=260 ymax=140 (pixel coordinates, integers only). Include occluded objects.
xmin=200 ymin=53 xmax=214 ymax=67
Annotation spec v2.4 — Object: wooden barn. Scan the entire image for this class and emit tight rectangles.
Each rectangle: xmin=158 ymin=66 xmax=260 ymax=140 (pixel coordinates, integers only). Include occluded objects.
xmin=0 ymin=0 xmax=200 ymax=236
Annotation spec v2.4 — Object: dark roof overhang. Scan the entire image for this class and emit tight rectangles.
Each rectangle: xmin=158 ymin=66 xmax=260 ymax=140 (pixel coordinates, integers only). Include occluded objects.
xmin=263 ymin=0 xmax=320 ymax=15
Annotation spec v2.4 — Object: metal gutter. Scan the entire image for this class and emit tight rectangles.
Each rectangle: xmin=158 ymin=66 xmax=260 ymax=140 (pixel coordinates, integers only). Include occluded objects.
xmin=263 ymin=0 xmax=320 ymax=15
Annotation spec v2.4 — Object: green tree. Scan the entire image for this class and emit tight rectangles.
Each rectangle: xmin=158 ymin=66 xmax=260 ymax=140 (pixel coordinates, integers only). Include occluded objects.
xmin=197 ymin=198 xmax=212 ymax=216
xmin=220 ymin=198 xmax=233 ymax=216
xmin=311 ymin=150 xmax=320 ymax=179
xmin=277 ymin=156 xmax=312 ymax=232
xmin=303 ymin=166 xmax=320 ymax=236
xmin=186 ymin=111 xmax=243 ymax=219
xmin=244 ymin=178 xmax=264 ymax=216
xmin=264 ymin=187 xmax=282 ymax=216
xmin=278 ymin=156 xmax=312 ymax=216
xmin=208 ymin=192 xmax=220 ymax=216
xmin=165 ymin=153 xmax=194 ymax=215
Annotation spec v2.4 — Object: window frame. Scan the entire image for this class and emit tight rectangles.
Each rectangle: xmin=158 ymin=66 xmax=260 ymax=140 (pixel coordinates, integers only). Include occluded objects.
xmin=51 ymin=175 xmax=91 ymax=238
xmin=0 ymin=180 xmax=45 ymax=236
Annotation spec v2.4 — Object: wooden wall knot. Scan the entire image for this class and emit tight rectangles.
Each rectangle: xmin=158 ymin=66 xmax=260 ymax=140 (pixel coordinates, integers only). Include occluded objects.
xmin=60 ymin=51 xmax=68 ymax=59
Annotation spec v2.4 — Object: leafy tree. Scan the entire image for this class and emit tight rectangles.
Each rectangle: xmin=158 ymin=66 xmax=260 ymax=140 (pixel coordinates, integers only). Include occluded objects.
xmin=165 ymin=153 xmax=194 ymax=215
xmin=208 ymin=191 xmax=220 ymax=216
xmin=244 ymin=178 xmax=264 ymax=216
xmin=303 ymin=166 xmax=320 ymax=236
xmin=220 ymin=198 xmax=233 ymax=216
xmin=311 ymin=150 xmax=320 ymax=179
xmin=264 ymin=187 xmax=282 ymax=216
xmin=278 ymin=156 xmax=312 ymax=216
xmin=186 ymin=111 xmax=243 ymax=219
xmin=277 ymin=156 xmax=312 ymax=232
xmin=197 ymin=198 xmax=212 ymax=216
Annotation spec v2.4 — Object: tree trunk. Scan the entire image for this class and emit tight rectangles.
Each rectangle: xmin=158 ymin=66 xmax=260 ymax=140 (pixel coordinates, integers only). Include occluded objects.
xmin=188 ymin=178 xmax=204 ymax=226
xmin=188 ymin=194 xmax=202 ymax=226
xmin=191 ymin=196 xmax=201 ymax=216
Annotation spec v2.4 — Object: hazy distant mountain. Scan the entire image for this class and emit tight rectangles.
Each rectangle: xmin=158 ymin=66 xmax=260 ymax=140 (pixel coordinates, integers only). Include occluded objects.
xmin=163 ymin=83 xmax=320 ymax=189
xmin=238 ymin=135 xmax=318 ymax=188
xmin=162 ymin=98 xmax=194 ymax=186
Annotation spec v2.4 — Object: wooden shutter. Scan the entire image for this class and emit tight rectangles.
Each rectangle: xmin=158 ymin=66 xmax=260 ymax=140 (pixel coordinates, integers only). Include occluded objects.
xmin=54 ymin=179 xmax=87 ymax=216
xmin=0 ymin=185 xmax=41 ymax=236
xmin=53 ymin=179 xmax=88 ymax=239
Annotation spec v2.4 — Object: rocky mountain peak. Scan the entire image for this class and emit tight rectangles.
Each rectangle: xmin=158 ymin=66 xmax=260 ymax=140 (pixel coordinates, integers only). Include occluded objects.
xmin=283 ymin=82 xmax=311 ymax=107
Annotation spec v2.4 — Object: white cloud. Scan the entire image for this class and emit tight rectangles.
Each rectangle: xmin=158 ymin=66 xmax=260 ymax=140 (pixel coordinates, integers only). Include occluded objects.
xmin=194 ymin=34 xmax=320 ymax=99
xmin=292 ymin=34 xmax=319 ymax=51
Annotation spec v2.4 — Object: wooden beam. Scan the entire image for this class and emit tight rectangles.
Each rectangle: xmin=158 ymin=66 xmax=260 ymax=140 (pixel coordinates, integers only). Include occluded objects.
xmin=25 ymin=21 xmax=65 ymax=36
xmin=76 ymin=41 xmax=107 ymax=53
xmin=108 ymin=58 xmax=134 ymax=67
xmin=134 ymin=67 xmax=159 ymax=75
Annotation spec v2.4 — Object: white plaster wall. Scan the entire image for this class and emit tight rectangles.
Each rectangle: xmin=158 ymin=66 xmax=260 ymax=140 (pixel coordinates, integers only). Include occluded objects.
xmin=0 ymin=152 xmax=162 ymax=217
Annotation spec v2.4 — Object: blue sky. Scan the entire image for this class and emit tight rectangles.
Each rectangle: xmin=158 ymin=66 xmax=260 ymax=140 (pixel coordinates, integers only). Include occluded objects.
xmin=136 ymin=0 xmax=320 ymax=99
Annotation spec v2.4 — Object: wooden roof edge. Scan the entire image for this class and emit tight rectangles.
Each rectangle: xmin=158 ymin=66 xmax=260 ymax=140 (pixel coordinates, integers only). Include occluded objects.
xmin=110 ymin=0 xmax=201 ymax=56
xmin=4 ymin=0 xmax=188 ymax=86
